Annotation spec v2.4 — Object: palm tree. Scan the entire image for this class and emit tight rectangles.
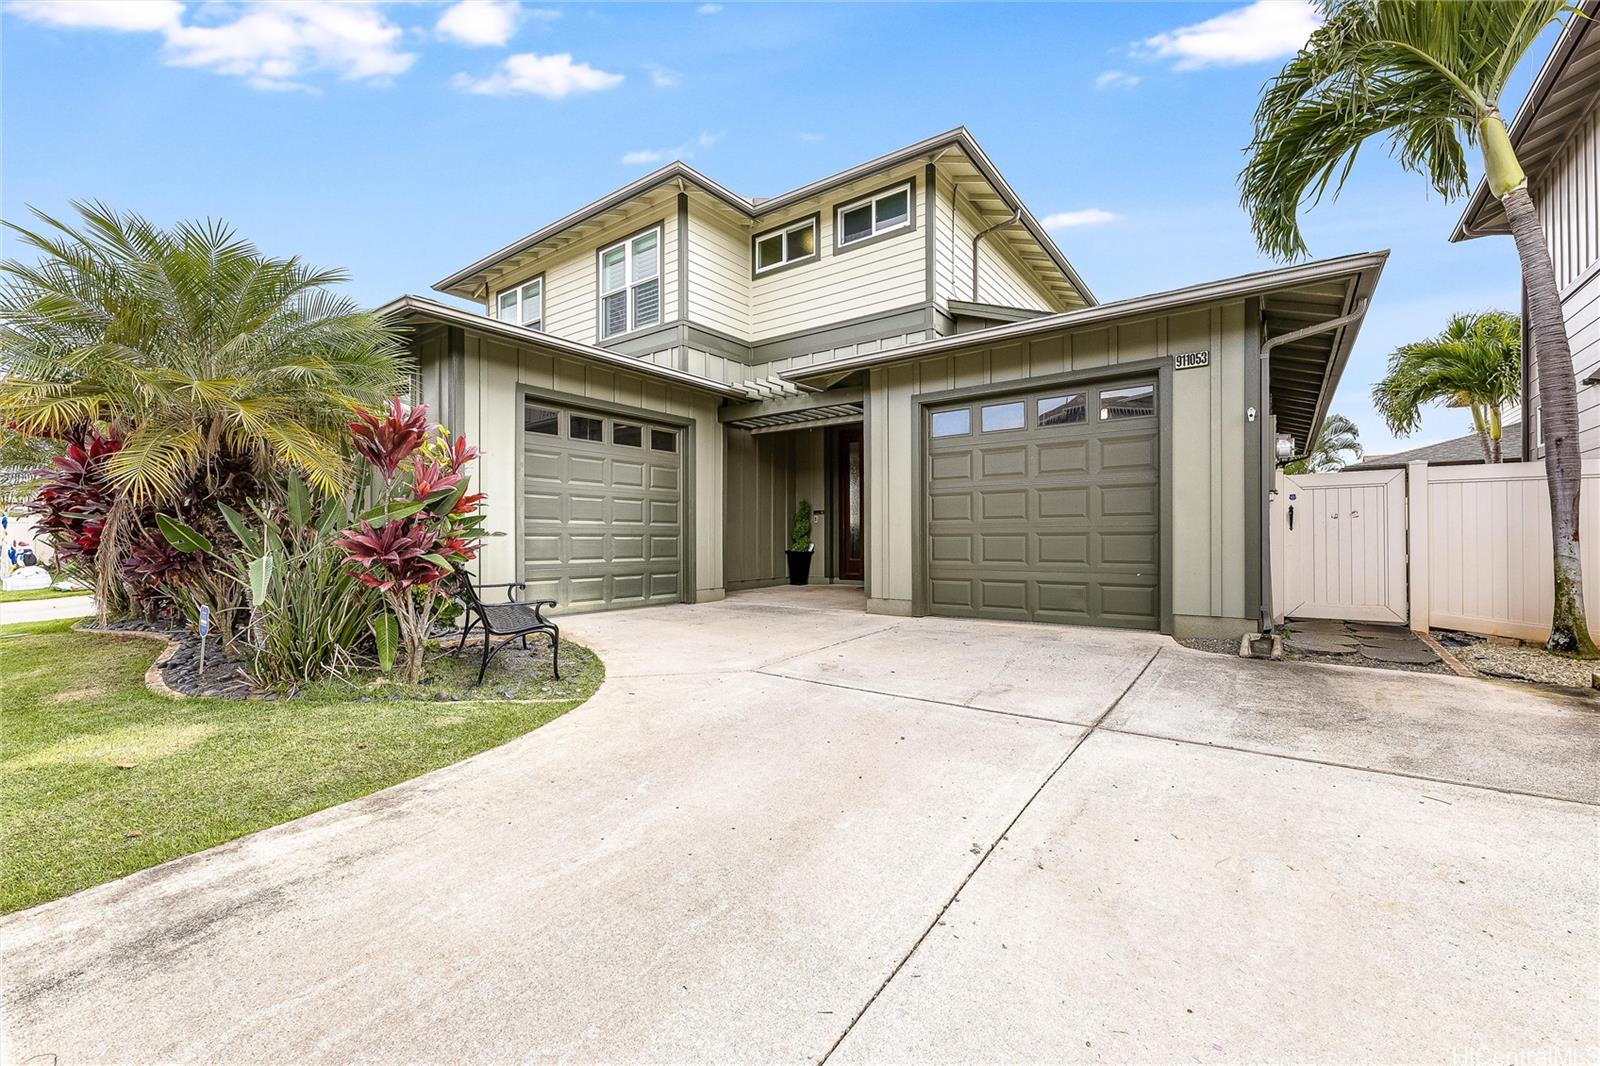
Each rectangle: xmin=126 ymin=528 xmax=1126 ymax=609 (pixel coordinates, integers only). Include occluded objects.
xmin=1373 ymin=310 xmax=1521 ymax=462
xmin=1285 ymin=413 xmax=1363 ymax=474
xmin=1239 ymin=0 xmax=1595 ymax=655
xmin=0 ymin=201 xmax=407 ymax=615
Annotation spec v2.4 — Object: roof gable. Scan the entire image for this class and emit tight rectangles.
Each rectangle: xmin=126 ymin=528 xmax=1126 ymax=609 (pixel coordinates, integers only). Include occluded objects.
xmin=433 ymin=128 xmax=1094 ymax=308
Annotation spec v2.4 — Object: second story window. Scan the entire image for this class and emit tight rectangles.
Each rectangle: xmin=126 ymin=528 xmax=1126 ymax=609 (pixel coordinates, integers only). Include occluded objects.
xmin=836 ymin=182 xmax=912 ymax=249
xmin=599 ymin=227 xmax=661 ymax=339
xmin=754 ymin=216 xmax=818 ymax=275
xmin=495 ymin=277 xmax=543 ymax=330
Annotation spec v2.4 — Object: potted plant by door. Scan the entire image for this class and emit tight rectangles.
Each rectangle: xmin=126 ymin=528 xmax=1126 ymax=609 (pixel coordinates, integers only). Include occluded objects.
xmin=786 ymin=499 xmax=814 ymax=586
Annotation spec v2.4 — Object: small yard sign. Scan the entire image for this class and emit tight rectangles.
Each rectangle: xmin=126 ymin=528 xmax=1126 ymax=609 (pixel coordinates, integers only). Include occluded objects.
xmin=1172 ymin=350 xmax=1210 ymax=370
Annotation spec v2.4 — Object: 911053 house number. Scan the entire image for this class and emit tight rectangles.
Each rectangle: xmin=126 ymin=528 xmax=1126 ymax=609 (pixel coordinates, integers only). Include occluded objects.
xmin=1172 ymin=350 xmax=1210 ymax=370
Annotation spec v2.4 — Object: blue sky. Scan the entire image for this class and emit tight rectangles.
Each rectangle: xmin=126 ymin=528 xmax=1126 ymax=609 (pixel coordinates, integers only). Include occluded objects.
xmin=2 ymin=1 xmax=1561 ymax=455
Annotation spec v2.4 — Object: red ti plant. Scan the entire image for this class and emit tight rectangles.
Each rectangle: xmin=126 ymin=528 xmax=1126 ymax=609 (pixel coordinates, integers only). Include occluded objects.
xmin=348 ymin=397 xmax=428 ymax=482
xmin=336 ymin=400 xmax=490 ymax=682
xmin=27 ymin=426 xmax=121 ymax=566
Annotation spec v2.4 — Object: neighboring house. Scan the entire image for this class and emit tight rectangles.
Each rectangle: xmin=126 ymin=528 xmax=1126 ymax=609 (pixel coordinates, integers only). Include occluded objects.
xmin=1347 ymin=423 xmax=1523 ymax=470
xmin=381 ymin=128 xmax=1386 ymax=637
xmin=1452 ymin=0 xmax=1600 ymax=459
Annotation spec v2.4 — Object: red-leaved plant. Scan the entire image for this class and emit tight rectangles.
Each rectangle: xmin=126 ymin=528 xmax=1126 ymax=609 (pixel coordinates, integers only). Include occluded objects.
xmin=336 ymin=399 xmax=489 ymax=681
xmin=27 ymin=427 xmax=121 ymax=565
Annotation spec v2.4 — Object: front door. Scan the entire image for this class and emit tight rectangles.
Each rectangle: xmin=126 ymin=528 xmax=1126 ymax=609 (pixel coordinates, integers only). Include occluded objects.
xmin=834 ymin=424 xmax=865 ymax=581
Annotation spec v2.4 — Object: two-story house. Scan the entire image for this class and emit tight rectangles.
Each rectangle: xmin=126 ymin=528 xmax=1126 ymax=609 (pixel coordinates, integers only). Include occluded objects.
xmin=1451 ymin=0 xmax=1600 ymax=461
xmin=380 ymin=128 xmax=1386 ymax=637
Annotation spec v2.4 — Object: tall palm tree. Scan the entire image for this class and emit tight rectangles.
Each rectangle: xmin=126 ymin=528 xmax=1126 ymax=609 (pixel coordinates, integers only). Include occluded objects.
xmin=0 ymin=201 xmax=407 ymax=613
xmin=1240 ymin=0 xmax=1595 ymax=654
xmin=1285 ymin=413 xmax=1363 ymax=474
xmin=1373 ymin=310 xmax=1521 ymax=462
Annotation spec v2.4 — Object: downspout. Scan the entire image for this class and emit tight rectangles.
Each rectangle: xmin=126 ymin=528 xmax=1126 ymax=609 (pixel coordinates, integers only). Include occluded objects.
xmin=1258 ymin=297 xmax=1370 ymax=637
xmin=971 ymin=207 xmax=1021 ymax=301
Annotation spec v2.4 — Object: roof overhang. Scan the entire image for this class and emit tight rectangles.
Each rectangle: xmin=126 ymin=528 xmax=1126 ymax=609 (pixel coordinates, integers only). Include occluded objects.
xmin=783 ymin=251 xmax=1387 ymax=454
xmin=375 ymin=294 xmax=747 ymax=399
xmin=1452 ymin=0 xmax=1600 ymax=241
xmin=432 ymin=127 xmax=1095 ymax=309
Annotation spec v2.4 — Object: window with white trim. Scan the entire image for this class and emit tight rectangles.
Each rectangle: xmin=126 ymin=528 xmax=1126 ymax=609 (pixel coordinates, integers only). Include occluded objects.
xmin=754 ymin=217 xmax=818 ymax=274
xmin=599 ymin=228 xmax=661 ymax=339
xmin=836 ymin=182 xmax=912 ymax=248
xmin=494 ymin=278 xmax=543 ymax=331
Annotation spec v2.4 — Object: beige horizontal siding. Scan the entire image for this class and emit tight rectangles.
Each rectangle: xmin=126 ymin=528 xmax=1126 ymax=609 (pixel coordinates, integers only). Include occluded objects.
xmin=748 ymin=161 xmax=928 ymax=342
xmin=491 ymin=213 xmax=677 ymax=349
xmin=685 ymin=205 xmax=751 ymax=337
xmin=938 ymin=181 xmax=1056 ymax=313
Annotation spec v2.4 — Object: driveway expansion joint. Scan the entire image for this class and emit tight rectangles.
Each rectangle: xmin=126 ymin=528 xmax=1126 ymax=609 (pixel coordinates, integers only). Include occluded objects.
xmin=817 ymin=646 xmax=1163 ymax=1063
xmin=1100 ymin=725 xmax=1600 ymax=808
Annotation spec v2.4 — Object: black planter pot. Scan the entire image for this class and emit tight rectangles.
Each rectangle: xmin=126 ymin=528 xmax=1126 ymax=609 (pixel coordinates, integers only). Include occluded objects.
xmin=785 ymin=549 xmax=814 ymax=586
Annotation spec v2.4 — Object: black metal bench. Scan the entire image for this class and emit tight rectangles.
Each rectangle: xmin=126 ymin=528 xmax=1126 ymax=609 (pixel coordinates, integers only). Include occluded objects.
xmin=452 ymin=569 xmax=560 ymax=685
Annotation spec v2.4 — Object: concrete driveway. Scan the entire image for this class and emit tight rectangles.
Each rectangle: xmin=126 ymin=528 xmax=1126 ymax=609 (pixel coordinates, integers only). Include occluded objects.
xmin=4 ymin=586 xmax=1597 ymax=1064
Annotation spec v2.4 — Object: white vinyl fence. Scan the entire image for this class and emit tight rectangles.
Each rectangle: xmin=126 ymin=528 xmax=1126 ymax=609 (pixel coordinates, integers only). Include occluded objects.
xmin=1408 ymin=460 xmax=1600 ymax=641
xmin=1273 ymin=460 xmax=1600 ymax=642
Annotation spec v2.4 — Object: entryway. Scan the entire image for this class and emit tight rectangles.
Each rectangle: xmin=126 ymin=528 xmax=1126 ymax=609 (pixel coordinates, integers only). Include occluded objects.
xmin=1275 ymin=467 xmax=1407 ymax=624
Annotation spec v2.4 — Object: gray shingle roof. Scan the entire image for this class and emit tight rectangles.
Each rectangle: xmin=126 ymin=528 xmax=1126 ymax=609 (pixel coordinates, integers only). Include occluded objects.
xmin=1347 ymin=424 xmax=1522 ymax=469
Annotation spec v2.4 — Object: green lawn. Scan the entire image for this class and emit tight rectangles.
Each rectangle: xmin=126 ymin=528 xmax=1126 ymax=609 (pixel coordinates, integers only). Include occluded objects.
xmin=0 ymin=586 xmax=91 ymax=603
xmin=0 ymin=619 xmax=603 ymax=913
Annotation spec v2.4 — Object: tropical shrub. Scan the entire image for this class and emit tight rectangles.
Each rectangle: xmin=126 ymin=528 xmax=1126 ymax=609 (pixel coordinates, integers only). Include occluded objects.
xmin=336 ymin=400 xmax=490 ymax=683
xmin=0 ymin=202 xmax=407 ymax=622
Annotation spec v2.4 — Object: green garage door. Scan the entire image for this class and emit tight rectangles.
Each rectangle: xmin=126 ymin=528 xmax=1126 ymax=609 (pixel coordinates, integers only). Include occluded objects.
xmin=924 ymin=379 xmax=1159 ymax=629
xmin=522 ymin=399 xmax=682 ymax=612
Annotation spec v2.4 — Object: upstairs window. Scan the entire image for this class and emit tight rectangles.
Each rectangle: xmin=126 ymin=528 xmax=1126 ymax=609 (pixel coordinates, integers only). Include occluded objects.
xmin=837 ymin=182 xmax=912 ymax=249
xmin=599 ymin=227 xmax=661 ymax=339
xmin=754 ymin=216 xmax=818 ymax=275
xmin=495 ymin=277 xmax=543 ymax=331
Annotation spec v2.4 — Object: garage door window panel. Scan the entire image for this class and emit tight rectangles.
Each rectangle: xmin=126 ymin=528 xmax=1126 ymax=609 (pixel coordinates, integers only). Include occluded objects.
xmin=931 ymin=409 xmax=971 ymax=438
xmin=1100 ymin=384 xmax=1155 ymax=420
xmin=1038 ymin=393 xmax=1086 ymax=427
xmin=981 ymin=401 xmax=1025 ymax=432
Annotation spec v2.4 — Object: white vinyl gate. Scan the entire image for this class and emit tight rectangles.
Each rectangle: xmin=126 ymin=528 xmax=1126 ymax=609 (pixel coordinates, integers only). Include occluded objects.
xmin=1274 ymin=468 xmax=1408 ymax=624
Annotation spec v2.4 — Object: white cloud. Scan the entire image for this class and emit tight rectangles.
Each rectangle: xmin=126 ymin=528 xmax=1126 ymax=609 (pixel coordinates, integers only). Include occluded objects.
xmin=696 ymin=3 xmax=723 ymax=13
xmin=436 ymin=0 xmax=521 ymax=47
xmin=8 ymin=0 xmax=181 ymax=32
xmin=9 ymin=0 xmax=416 ymax=91
xmin=1094 ymin=69 xmax=1140 ymax=90
xmin=620 ymin=130 xmax=721 ymax=166
xmin=1141 ymin=0 xmax=1321 ymax=71
xmin=452 ymin=52 xmax=623 ymax=97
xmin=1041 ymin=209 xmax=1119 ymax=229
xmin=647 ymin=63 xmax=681 ymax=88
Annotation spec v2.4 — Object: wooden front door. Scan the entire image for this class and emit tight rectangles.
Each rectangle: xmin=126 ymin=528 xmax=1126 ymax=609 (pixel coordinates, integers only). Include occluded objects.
xmin=835 ymin=424 xmax=865 ymax=581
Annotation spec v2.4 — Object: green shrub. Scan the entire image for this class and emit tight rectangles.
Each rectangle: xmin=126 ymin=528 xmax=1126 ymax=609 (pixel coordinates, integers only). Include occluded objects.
xmin=790 ymin=499 xmax=812 ymax=552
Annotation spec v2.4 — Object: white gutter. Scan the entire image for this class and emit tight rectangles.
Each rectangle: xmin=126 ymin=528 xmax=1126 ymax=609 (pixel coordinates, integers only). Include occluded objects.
xmin=971 ymin=207 xmax=1021 ymax=301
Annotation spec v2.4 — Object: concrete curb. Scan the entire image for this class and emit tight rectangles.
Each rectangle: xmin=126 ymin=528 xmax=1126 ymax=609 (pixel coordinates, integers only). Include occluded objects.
xmin=70 ymin=621 xmax=188 ymax=701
